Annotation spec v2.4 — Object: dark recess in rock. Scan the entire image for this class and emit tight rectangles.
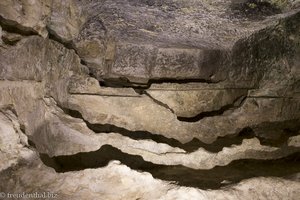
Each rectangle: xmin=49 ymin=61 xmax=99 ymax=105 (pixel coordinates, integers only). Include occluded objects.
xmin=61 ymin=107 xmax=300 ymax=153
xmin=0 ymin=16 xmax=38 ymax=36
xmin=231 ymin=0 xmax=282 ymax=19
xmin=39 ymin=144 xmax=300 ymax=190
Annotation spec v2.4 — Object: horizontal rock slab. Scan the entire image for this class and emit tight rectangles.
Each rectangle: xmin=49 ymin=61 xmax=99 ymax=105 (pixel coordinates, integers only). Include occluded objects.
xmin=1 ymin=153 xmax=299 ymax=200
xmin=147 ymin=86 xmax=248 ymax=118
xmin=29 ymin=99 xmax=184 ymax=157
xmin=68 ymin=75 xmax=140 ymax=97
xmin=31 ymin=112 xmax=299 ymax=169
xmin=72 ymin=0 xmax=300 ymax=84
xmin=66 ymin=94 xmax=300 ymax=143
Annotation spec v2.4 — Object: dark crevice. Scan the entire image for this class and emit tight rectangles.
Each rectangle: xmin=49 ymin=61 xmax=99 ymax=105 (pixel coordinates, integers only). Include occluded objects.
xmin=60 ymin=106 xmax=300 ymax=153
xmin=252 ymin=120 xmax=300 ymax=147
xmin=0 ymin=16 xmax=38 ymax=36
xmin=231 ymin=0 xmax=282 ymax=20
xmin=99 ymin=77 xmax=219 ymax=90
xmin=39 ymin=144 xmax=300 ymax=190
xmin=62 ymin=107 xmax=202 ymax=152
xmin=81 ymin=59 xmax=88 ymax=66
xmin=19 ymin=124 xmax=26 ymax=134
xmin=0 ymin=16 xmax=38 ymax=46
xmin=27 ymin=139 xmax=36 ymax=149
xmin=46 ymin=26 xmax=89 ymax=70
xmin=99 ymin=80 xmax=249 ymax=122
xmin=46 ymin=26 xmax=77 ymax=51
xmin=177 ymin=95 xmax=247 ymax=122
xmin=147 ymin=78 xmax=219 ymax=85
xmin=1 ymin=37 xmax=21 ymax=46
xmin=0 ymin=104 xmax=18 ymax=117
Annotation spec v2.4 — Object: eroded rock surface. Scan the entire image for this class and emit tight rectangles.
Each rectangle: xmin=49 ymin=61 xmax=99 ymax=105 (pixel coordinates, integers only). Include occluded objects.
xmin=0 ymin=0 xmax=300 ymax=199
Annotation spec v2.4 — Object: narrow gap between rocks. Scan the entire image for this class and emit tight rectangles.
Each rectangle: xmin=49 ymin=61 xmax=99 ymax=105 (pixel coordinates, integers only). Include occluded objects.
xmin=0 ymin=16 xmax=38 ymax=36
xmin=177 ymin=95 xmax=247 ymax=122
xmin=61 ymin=107 xmax=300 ymax=153
xmin=39 ymin=144 xmax=300 ymax=190
xmin=46 ymin=26 xmax=92 ymax=71
xmin=75 ymin=78 xmax=250 ymax=123
xmin=46 ymin=26 xmax=76 ymax=51
xmin=99 ymin=78 xmax=220 ymax=91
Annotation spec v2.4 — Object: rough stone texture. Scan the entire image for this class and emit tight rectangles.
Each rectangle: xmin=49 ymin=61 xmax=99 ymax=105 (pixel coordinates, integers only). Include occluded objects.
xmin=47 ymin=0 xmax=85 ymax=42
xmin=0 ymin=0 xmax=300 ymax=199
xmin=147 ymin=85 xmax=248 ymax=117
xmin=66 ymin=94 xmax=300 ymax=143
xmin=0 ymin=109 xmax=29 ymax=171
xmin=2 ymin=154 xmax=300 ymax=200
xmin=0 ymin=0 xmax=84 ymax=40
xmin=0 ymin=0 xmax=51 ymax=37
xmin=72 ymin=0 xmax=300 ymax=84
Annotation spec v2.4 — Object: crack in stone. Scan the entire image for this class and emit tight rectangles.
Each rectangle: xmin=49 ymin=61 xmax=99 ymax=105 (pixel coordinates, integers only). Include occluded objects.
xmin=177 ymin=95 xmax=247 ymax=122
xmin=0 ymin=16 xmax=38 ymax=37
xmin=143 ymin=91 xmax=175 ymax=114
xmin=75 ymin=82 xmax=251 ymax=123
xmin=59 ymin=105 xmax=300 ymax=153
xmin=99 ymin=78 xmax=221 ymax=90
xmin=38 ymin=143 xmax=300 ymax=190
xmin=46 ymin=26 xmax=76 ymax=51
xmin=45 ymin=26 xmax=90 ymax=70
xmin=0 ymin=16 xmax=89 ymax=69
xmin=68 ymin=93 xmax=141 ymax=97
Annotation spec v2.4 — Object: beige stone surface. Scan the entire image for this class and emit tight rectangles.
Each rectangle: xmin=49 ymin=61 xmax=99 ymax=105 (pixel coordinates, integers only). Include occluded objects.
xmin=47 ymin=0 xmax=85 ymax=42
xmin=0 ymin=1 xmax=299 ymax=199
xmin=0 ymin=0 xmax=51 ymax=37
xmin=147 ymin=88 xmax=248 ymax=117
xmin=0 ymin=154 xmax=299 ymax=200
xmin=0 ymin=0 xmax=85 ymax=41
xmin=66 ymin=94 xmax=300 ymax=143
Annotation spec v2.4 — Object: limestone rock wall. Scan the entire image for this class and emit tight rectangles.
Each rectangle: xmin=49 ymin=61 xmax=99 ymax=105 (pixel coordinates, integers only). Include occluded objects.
xmin=0 ymin=0 xmax=300 ymax=199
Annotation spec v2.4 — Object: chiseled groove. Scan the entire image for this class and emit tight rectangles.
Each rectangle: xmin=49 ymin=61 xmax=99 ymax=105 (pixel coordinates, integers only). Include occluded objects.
xmin=66 ymin=92 xmax=141 ymax=98
xmin=39 ymin=144 xmax=300 ymax=190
